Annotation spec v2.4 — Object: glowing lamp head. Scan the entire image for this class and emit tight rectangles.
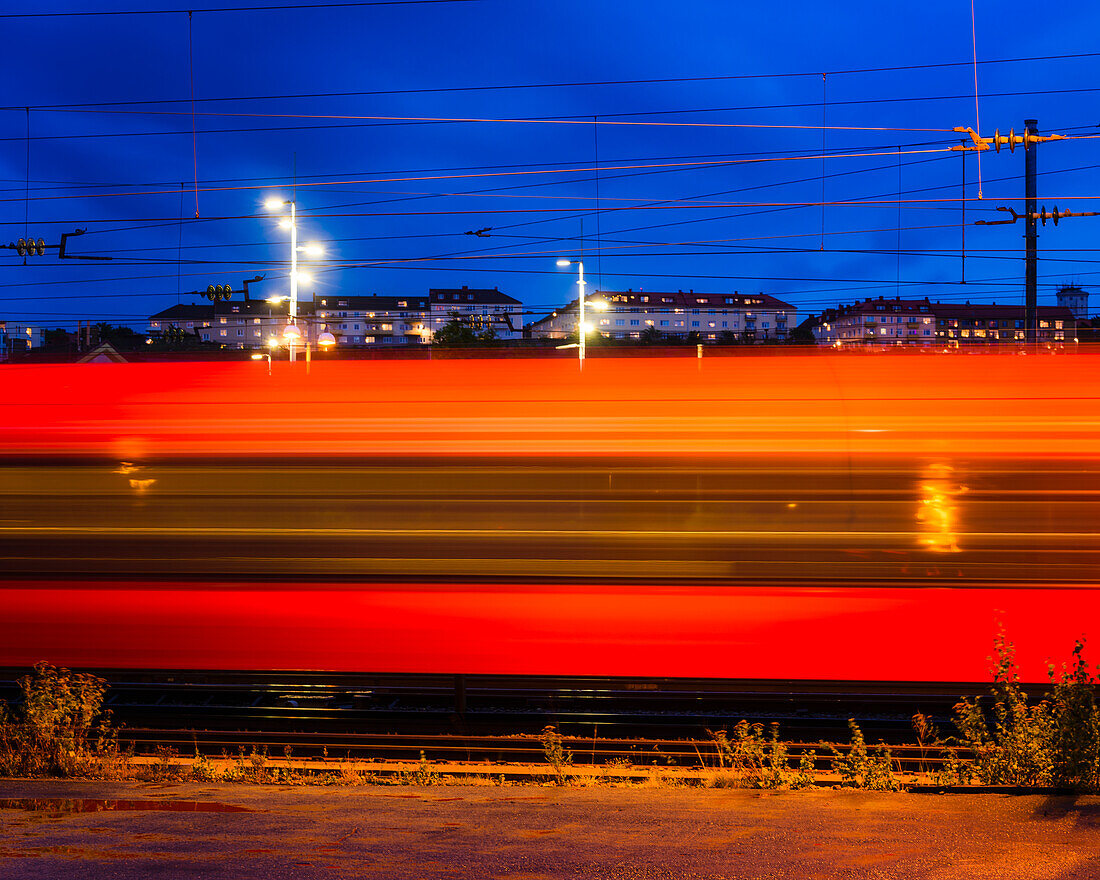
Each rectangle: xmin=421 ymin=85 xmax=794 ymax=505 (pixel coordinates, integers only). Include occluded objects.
xmin=556 ymin=259 xmax=571 ymax=267
xmin=302 ymin=242 xmax=324 ymax=257
xmin=294 ymin=272 xmax=312 ymax=284
xmin=590 ymin=298 xmax=609 ymax=312
xmin=317 ymin=331 xmax=336 ymax=347
xmin=250 ymin=353 xmax=264 ymax=360
xmin=580 ymin=321 xmax=594 ymax=334
xmin=264 ymin=197 xmax=284 ymax=211
xmin=278 ymin=218 xmax=292 ymax=229
xmin=282 ymin=323 xmax=302 ymax=341
xmin=266 ymin=337 xmax=278 ymax=348
xmin=266 ymin=295 xmax=286 ymax=305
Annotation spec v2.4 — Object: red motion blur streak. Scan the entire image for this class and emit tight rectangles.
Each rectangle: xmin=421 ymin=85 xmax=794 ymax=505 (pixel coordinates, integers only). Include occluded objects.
xmin=2 ymin=582 xmax=1096 ymax=681
xmin=2 ymin=353 xmax=1099 ymax=458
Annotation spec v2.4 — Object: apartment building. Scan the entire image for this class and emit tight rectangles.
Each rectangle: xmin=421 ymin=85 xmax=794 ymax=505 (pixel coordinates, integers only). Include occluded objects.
xmin=429 ymin=287 xmax=523 ymax=340
xmin=0 ymin=321 xmax=42 ymax=360
xmin=808 ymin=296 xmax=1077 ymax=346
xmin=812 ymin=297 xmax=936 ymax=346
xmin=315 ymin=294 xmax=431 ymax=345
xmin=531 ymin=290 xmax=797 ymax=342
xmin=934 ymin=302 xmax=1074 ymax=344
xmin=149 ymin=300 xmax=314 ymax=349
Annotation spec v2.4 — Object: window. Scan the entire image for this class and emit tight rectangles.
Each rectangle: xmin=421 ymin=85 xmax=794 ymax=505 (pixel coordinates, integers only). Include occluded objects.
xmin=236 ymin=329 xmax=243 ymax=336
xmin=692 ymin=321 xmax=700 ymax=328
xmin=397 ymin=301 xmax=407 ymax=308
xmin=219 ymin=330 xmax=227 ymax=337
xmin=614 ymin=319 xmax=625 ymax=326
xmin=202 ymin=333 xmax=210 ymax=340
xmin=721 ymin=321 xmax=728 ymax=328
xmin=691 ymin=309 xmax=700 ymax=315
xmin=219 ymin=317 xmax=227 ymax=324
xmin=659 ymin=320 xmax=669 ymax=327
xmin=641 ymin=296 xmax=649 ymax=303
xmin=629 ymin=319 xmax=639 ymax=326
xmin=354 ymin=324 xmax=360 ymax=330
xmin=254 ymin=330 xmax=261 ymax=337
xmin=923 ymin=329 xmax=931 ymax=336
xmin=253 ymin=318 xmax=261 ymax=324
xmin=724 ymin=297 xmax=735 ymax=305
xmin=661 ymin=297 xmax=674 ymax=303
xmin=467 ymin=294 xmax=474 ymax=301
xmin=762 ymin=322 xmax=769 ymax=329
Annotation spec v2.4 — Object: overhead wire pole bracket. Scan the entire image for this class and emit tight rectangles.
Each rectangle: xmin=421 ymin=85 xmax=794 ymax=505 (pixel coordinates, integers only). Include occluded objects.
xmin=58 ymin=229 xmax=112 ymax=260
xmin=950 ymin=125 xmax=1067 ymax=152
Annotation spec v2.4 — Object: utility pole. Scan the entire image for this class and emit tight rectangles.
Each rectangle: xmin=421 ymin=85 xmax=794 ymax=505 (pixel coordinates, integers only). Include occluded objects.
xmin=958 ymin=120 xmax=1097 ymax=347
xmin=1024 ymin=119 xmax=1038 ymax=344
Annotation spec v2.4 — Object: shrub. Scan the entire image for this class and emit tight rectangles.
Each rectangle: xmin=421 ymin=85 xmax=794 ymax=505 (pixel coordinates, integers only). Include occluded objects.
xmin=0 ymin=662 xmax=116 ymax=777
xmin=708 ymin=722 xmax=800 ymax=789
xmin=829 ymin=720 xmax=899 ymax=791
xmin=951 ymin=632 xmax=1100 ymax=790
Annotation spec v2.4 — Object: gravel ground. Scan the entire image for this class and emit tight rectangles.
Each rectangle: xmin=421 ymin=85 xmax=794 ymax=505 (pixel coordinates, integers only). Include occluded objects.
xmin=1 ymin=778 xmax=1099 ymax=879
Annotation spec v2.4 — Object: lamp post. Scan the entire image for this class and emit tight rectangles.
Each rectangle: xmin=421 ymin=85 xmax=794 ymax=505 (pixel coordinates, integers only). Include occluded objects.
xmin=556 ymin=259 xmax=587 ymax=366
xmin=265 ymin=196 xmax=324 ymax=363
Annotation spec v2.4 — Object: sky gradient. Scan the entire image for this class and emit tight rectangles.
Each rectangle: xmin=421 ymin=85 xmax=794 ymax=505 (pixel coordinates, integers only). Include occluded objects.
xmin=2 ymin=0 xmax=1099 ymax=329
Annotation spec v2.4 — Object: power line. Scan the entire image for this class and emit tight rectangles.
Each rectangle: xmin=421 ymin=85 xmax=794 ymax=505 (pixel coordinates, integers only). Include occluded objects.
xmin=5 ymin=50 xmax=1099 ymax=109
xmin=0 ymin=0 xmax=482 ymax=19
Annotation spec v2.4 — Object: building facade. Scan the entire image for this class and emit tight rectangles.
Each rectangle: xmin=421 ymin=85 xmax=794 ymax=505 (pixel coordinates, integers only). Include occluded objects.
xmin=148 ymin=300 xmax=316 ymax=349
xmin=934 ymin=302 xmax=1073 ymax=344
xmin=429 ymin=287 xmax=523 ymax=340
xmin=808 ymin=296 xmax=1075 ymax=346
xmin=0 ymin=321 xmax=43 ymax=360
xmin=315 ymin=295 xmax=431 ymax=345
xmin=1056 ymin=285 xmax=1089 ymax=321
xmin=812 ymin=297 xmax=936 ymax=346
xmin=531 ymin=290 xmax=797 ymax=342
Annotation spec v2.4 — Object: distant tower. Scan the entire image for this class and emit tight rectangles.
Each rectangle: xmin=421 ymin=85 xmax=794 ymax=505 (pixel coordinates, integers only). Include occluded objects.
xmin=1056 ymin=285 xmax=1089 ymax=320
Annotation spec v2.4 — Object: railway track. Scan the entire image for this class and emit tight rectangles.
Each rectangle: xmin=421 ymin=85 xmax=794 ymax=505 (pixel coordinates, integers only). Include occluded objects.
xmin=1 ymin=670 xmax=986 ymax=749
xmin=112 ymin=728 xmax=967 ymax=775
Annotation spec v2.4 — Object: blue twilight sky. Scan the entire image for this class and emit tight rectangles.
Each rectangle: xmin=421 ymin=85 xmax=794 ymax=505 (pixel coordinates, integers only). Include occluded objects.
xmin=2 ymin=0 xmax=1099 ymax=329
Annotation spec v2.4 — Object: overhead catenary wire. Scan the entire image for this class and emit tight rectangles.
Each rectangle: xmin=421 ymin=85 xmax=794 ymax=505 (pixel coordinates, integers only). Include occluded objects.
xmin=5 ymin=50 xmax=1099 ymax=109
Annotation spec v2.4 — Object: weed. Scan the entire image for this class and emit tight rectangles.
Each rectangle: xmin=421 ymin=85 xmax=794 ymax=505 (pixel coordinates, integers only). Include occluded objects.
xmin=829 ymin=720 xmax=899 ymax=791
xmin=540 ymin=725 xmax=573 ymax=785
xmin=398 ymin=750 xmax=441 ymax=786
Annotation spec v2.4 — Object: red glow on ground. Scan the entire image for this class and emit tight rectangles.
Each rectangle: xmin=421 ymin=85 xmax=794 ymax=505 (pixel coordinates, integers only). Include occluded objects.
xmin=1 ymin=582 xmax=1094 ymax=682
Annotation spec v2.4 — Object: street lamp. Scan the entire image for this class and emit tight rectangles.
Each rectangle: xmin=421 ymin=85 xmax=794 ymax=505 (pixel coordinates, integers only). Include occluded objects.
xmin=265 ymin=197 xmax=325 ymax=363
xmin=556 ymin=258 xmax=589 ymax=366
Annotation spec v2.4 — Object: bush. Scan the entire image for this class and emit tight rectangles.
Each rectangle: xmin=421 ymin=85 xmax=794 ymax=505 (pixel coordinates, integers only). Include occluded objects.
xmin=0 ymin=662 xmax=118 ymax=777
xmin=951 ymin=631 xmax=1100 ymax=790
xmin=829 ymin=719 xmax=899 ymax=791
xmin=707 ymin=722 xmax=809 ymax=789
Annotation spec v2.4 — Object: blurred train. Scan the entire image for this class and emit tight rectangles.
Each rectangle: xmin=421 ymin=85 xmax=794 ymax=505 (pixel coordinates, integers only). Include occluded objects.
xmin=2 ymin=351 xmax=1099 ymax=682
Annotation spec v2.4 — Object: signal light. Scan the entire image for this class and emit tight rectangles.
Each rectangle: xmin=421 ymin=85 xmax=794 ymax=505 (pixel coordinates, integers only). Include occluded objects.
xmin=204 ymin=283 xmax=233 ymax=302
xmin=14 ymin=237 xmax=46 ymax=257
